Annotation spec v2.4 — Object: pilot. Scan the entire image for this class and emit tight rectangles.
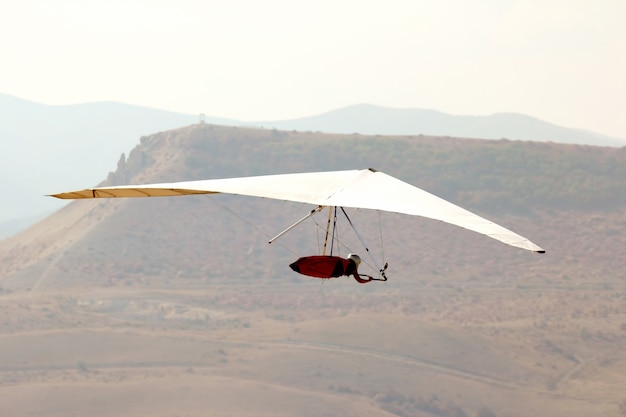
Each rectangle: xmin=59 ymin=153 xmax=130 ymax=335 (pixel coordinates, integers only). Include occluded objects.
xmin=340 ymin=254 xmax=372 ymax=283
xmin=289 ymin=253 xmax=373 ymax=284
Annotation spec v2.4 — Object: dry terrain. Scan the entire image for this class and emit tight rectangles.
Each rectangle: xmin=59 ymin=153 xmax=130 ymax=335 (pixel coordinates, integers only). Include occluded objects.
xmin=1 ymin=124 xmax=625 ymax=416
xmin=0 ymin=279 xmax=625 ymax=417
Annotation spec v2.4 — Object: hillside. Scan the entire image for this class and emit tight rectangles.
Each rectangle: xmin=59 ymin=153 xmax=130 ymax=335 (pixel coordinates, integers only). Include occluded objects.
xmin=3 ymin=124 xmax=625 ymax=286
xmin=2 ymin=95 xmax=624 ymax=237
xmin=0 ymin=124 xmax=625 ymax=417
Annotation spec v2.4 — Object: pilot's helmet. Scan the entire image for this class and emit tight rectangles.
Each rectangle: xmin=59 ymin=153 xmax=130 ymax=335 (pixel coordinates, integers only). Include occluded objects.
xmin=347 ymin=253 xmax=361 ymax=267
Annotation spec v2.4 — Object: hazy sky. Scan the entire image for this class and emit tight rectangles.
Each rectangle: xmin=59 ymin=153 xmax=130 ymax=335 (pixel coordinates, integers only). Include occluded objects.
xmin=3 ymin=0 xmax=625 ymax=139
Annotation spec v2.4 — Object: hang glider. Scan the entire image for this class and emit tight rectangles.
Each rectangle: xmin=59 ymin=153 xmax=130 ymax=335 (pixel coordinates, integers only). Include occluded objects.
xmin=50 ymin=168 xmax=545 ymax=254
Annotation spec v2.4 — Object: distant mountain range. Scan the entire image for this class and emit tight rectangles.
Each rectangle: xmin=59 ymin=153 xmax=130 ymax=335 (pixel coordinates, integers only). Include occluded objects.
xmin=251 ymin=103 xmax=626 ymax=147
xmin=1 ymin=93 xmax=624 ymax=238
xmin=0 ymin=94 xmax=236 ymax=233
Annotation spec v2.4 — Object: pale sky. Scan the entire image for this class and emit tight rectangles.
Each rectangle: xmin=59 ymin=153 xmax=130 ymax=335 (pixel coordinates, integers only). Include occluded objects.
xmin=2 ymin=0 xmax=625 ymax=139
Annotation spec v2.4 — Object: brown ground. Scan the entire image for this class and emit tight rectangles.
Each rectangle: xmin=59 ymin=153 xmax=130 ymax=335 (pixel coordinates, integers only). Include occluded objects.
xmin=0 ymin=275 xmax=624 ymax=417
xmin=1 ymin=125 xmax=624 ymax=416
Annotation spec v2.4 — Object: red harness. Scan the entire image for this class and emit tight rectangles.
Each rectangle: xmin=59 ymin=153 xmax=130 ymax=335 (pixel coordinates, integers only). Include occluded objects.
xmin=289 ymin=256 xmax=371 ymax=283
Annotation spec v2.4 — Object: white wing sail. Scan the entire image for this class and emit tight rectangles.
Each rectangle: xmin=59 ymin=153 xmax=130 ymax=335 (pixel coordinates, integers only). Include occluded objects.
xmin=50 ymin=168 xmax=545 ymax=253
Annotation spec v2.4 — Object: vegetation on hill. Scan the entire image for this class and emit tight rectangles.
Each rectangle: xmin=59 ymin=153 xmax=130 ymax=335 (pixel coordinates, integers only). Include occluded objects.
xmin=3 ymin=122 xmax=624 ymax=287
xmin=118 ymin=124 xmax=626 ymax=214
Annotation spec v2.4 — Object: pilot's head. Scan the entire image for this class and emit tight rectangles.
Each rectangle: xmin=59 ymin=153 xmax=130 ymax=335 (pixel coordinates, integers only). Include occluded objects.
xmin=347 ymin=253 xmax=361 ymax=268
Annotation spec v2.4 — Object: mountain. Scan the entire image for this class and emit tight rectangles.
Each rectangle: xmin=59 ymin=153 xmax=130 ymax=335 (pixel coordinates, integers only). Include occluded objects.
xmin=2 ymin=95 xmax=625 ymax=238
xmin=1 ymin=125 xmax=625 ymax=416
xmin=254 ymin=103 xmax=626 ymax=147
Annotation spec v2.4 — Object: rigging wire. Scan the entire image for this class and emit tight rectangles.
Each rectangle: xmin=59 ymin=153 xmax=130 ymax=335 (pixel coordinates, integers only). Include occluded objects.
xmin=311 ymin=209 xmax=350 ymax=258
xmin=378 ymin=210 xmax=385 ymax=264
xmin=413 ymin=225 xmax=460 ymax=261
xmin=309 ymin=208 xmax=381 ymax=273
xmin=340 ymin=207 xmax=387 ymax=278
xmin=202 ymin=195 xmax=300 ymax=256
xmin=310 ymin=210 xmax=370 ymax=263
xmin=204 ymin=195 xmax=454 ymax=276
xmin=202 ymin=196 xmax=393 ymax=277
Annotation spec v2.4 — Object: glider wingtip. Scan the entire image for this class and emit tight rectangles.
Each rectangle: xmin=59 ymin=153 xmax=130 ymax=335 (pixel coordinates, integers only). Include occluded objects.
xmin=536 ymin=249 xmax=546 ymax=254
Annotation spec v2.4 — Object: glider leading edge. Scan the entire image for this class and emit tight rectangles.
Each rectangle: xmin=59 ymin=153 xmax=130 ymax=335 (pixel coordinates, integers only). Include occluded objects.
xmin=50 ymin=168 xmax=545 ymax=283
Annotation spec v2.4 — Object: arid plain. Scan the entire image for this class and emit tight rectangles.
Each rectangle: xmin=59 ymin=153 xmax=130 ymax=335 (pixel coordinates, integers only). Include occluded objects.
xmin=1 ymin=125 xmax=625 ymax=416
